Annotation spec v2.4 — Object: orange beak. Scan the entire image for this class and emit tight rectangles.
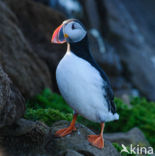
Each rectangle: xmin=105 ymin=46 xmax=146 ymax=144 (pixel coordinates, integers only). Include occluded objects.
xmin=51 ymin=24 xmax=66 ymax=44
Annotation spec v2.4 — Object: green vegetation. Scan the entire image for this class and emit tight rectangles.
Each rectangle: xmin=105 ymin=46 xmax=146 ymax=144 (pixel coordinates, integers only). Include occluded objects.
xmin=25 ymin=88 xmax=155 ymax=148
xmin=25 ymin=89 xmax=73 ymax=126
xmin=25 ymin=108 xmax=72 ymax=126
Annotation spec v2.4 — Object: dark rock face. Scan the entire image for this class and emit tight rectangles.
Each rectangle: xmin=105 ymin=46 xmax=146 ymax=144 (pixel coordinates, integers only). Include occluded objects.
xmin=0 ymin=119 xmax=50 ymax=156
xmin=0 ymin=0 xmax=53 ymax=131
xmin=0 ymin=66 xmax=25 ymax=128
xmin=33 ymin=0 xmax=50 ymax=5
xmin=122 ymin=0 xmax=155 ymax=49
xmin=104 ymin=127 xmax=150 ymax=147
xmin=103 ymin=0 xmax=155 ymax=100
xmin=0 ymin=0 xmax=52 ymax=98
xmin=4 ymin=0 xmax=66 ymax=92
xmin=0 ymin=120 xmax=120 ymax=156
xmin=47 ymin=121 xmax=120 ymax=156
xmin=0 ymin=119 xmax=49 ymax=137
xmin=62 ymin=150 xmax=84 ymax=156
xmin=83 ymin=0 xmax=101 ymax=30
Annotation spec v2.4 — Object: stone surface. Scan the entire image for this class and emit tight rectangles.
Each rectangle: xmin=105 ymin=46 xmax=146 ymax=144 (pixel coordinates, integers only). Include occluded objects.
xmin=122 ymin=0 xmax=155 ymax=49
xmin=0 ymin=147 xmax=6 ymax=156
xmin=104 ymin=127 xmax=150 ymax=146
xmin=0 ymin=0 xmax=52 ymax=98
xmin=103 ymin=0 xmax=155 ymax=100
xmin=33 ymin=0 xmax=50 ymax=5
xmin=0 ymin=65 xmax=25 ymax=128
xmin=46 ymin=121 xmax=120 ymax=156
xmin=58 ymin=149 xmax=84 ymax=156
xmin=84 ymin=0 xmax=101 ymax=30
xmin=0 ymin=119 xmax=50 ymax=156
xmin=0 ymin=118 xmax=49 ymax=137
xmin=0 ymin=120 xmax=121 ymax=156
xmin=4 ymin=0 xmax=66 ymax=92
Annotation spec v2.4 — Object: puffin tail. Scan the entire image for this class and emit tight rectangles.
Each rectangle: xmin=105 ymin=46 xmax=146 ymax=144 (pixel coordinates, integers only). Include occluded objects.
xmin=113 ymin=113 xmax=119 ymax=120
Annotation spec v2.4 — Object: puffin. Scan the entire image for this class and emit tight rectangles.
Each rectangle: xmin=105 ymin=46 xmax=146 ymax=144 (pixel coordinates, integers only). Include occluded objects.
xmin=51 ymin=19 xmax=119 ymax=149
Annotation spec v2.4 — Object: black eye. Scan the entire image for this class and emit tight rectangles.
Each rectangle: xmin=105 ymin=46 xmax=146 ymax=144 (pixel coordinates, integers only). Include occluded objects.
xmin=72 ymin=24 xmax=75 ymax=30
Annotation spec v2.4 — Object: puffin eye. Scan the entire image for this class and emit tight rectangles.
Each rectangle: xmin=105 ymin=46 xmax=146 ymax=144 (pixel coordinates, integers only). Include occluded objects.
xmin=72 ymin=24 xmax=75 ymax=30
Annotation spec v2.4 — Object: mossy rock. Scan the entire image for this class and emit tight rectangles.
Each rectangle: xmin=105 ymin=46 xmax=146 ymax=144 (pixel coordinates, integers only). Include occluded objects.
xmin=24 ymin=89 xmax=155 ymax=148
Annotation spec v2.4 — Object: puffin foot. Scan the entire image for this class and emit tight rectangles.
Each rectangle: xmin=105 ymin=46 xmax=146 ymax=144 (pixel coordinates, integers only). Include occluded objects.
xmin=88 ymin=135 xmax=104 ymax=149
xmin=55 ymin=113 xmax=78 ymax=137
xmin=55 ymin=125 xmax=76 ymax=137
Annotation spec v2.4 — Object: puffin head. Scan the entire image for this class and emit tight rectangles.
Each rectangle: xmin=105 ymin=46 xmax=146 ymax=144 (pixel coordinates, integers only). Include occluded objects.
xmin=51 ymin=19 xmax=87 ymax=44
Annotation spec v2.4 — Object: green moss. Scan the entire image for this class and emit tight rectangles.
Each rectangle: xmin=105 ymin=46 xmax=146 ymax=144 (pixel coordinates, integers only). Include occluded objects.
xmin=26 ymin=88 xmax=72 ymax=113
xmin=25 ymin=108 xmax=72 ymax=126
xmin=24 ymin=88 xmax=155 ymax=148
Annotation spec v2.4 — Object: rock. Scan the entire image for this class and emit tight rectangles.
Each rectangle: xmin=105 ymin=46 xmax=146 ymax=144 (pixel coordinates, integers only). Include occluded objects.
xmin=0 ymin=0 xmax=17 ymax=24
xmin=4 ymin=0 xmax=66 ymax=92
xmin=0 ymin=0 xmax=52 ymax=98
xmin=33 ymin=0 xmax=50 ymax=5
xmin=0 ymin=147 xmax=5 ymax=156
xmin=58 ymin=149 xmax=83 ymax=156
xmin=122 ymin=0 xmax=155 ymax=49
xmin=0 ymin=120 xmax=121 ymax=156
xmin=46 ymin=120 xmax=120 ymax=156
xmin=84 ymin=0 xmax=101 ymax=30
xmin=0 ymin=118 xmax=49 ymax=136
xmin=104 ymin=127 xmax=150 ymax=146
xmin=119 ymin=94 xmax=131 ymax=107
xmin=0 ymin=65 xmax=25 ymax=128
xmin=50 ymin=0 xmax=83 ymax=18
xmin=0 ymin=119 xmax=50 ymax=156
xmin=103 ymin=0 xmax=155 ymax=100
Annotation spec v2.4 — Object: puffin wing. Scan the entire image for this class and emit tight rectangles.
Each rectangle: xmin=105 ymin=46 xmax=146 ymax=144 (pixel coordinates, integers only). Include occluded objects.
xmin=104 ymin=83 xmax=116 ymax=114
xmin=96 ymin=65 xmax=116 ymax=114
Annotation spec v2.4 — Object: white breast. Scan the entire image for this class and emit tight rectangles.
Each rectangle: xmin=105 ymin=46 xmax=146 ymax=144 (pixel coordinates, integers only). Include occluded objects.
xmin=56 ymin=51 xmax=117 ymax=122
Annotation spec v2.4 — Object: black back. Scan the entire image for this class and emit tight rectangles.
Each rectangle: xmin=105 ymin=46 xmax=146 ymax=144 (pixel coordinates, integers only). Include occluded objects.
xmin=68 ymin=35 xmax=116 ymax=114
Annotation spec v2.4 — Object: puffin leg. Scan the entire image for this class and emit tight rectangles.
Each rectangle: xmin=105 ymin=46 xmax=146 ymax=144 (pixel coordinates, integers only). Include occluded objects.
xmin=55 ymin=113 xmax=78 ymax=137
xmin=88 ymin=123 xmax=104 ymax=149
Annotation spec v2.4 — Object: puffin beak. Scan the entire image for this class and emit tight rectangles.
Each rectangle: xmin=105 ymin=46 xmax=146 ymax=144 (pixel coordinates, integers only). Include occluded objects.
xmin=51 ymin=24 xmax=67 ymax=44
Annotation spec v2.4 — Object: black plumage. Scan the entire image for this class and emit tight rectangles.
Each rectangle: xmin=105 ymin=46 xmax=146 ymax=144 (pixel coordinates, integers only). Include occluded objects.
xmin=68 ymin=35 xmax=116 ymax=114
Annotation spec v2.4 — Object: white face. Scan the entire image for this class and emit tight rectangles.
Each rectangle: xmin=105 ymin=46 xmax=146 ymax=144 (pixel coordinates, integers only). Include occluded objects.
xmin=63 ymin=21 xmax=87 ymax=43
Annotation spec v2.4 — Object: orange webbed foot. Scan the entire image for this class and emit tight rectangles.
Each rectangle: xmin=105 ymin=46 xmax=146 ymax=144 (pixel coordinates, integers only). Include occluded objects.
xmin=88 ymin=135 xmax=104 ymax=149
xmin=55 ymin=126 xmax=76 ymax=137
xmin=55 ymin=114 xmax=78 ymax=137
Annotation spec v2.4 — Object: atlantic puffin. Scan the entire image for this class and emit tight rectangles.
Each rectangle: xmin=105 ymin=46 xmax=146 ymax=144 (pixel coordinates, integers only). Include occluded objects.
xmin=51 ymin=19 xmax=119 ymax=149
